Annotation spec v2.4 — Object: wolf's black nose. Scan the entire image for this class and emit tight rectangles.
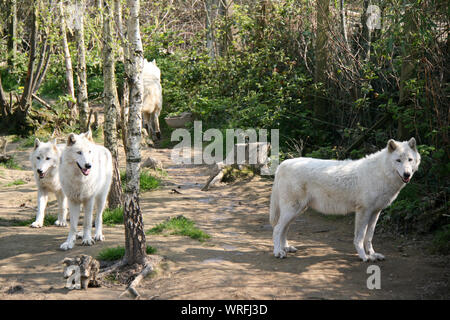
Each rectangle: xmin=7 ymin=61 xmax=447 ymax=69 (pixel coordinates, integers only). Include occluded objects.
xmin=37 ymin=169 xmax=43 ymax=174
xmin=85 ymin=163 xmax=91 ymax=169
xmin=404 ymin=172 xmax=411 ymax=178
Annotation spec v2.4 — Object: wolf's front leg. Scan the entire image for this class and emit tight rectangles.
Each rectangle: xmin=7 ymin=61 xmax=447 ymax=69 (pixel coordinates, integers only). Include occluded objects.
xmin=55 ymin=190 xmax=68 ymax=227
xmin=93 ymin=194 xmax=108 ymax=242
xmin=354 ymin=210 xmax=373 ymax=262
xmin=31 ymin=190 xmax=48 ymax=228
xmin=60 ymin=201 xmax=80 ymax=250
xmin=81 ymin=199 xmax=95 ymax=246
xmin=364 ymin=211 xmax=385 ymax=261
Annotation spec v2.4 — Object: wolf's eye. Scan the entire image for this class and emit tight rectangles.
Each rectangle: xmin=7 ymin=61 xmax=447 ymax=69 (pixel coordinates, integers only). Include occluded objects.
xmin=408 ymin=158 xmax=413 ymax=162
xmin=396 ymin=159 xmax=401 ymax=163
xmin=77 ymin=151 xmax=82 ymax=155
xmin=89 ymin=150 xmax=91 ymax=154
xmin=46 ymin=157 xmax=50 ymax=160
xmin=37 ymin=156 xmax=40 ymax=160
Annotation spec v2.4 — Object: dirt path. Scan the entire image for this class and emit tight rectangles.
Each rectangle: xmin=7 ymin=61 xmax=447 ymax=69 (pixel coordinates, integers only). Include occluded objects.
xmin=0 ymin=141 xmax=449 ymax=300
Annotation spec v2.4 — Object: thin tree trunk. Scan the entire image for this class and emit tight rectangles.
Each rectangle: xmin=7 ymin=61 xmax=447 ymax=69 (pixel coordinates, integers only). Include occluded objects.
xmin=361 ymin=0 xmax=372 ymax=62
xmin=205 ymin=0 xmax=216 ymax=59
xmin=314 ymin=0 xmax=329 ymax=120
xmin=59 ymin=0 xmax=77 ymax=118
xmin=124 ymin=0 xmax=147 ymax=267
xmin=115 ymin=0 xmax=129 ymax=148
xmin=19 ymin=2 xmax=38 ymax=112
xmin=74 ymin=0 xmax=89 ymax=131
xmin=0 ymin=75 xmax=8 ymax=116
xmin=32 ymin=43 xmax=52 ymax=94
xmin=340 ymin=0 xmax=349 ymax=47
xmin=7 ymin=0 xmax=17 ymax=71
xmin=103 ymin=0 xmax=123 ymax=209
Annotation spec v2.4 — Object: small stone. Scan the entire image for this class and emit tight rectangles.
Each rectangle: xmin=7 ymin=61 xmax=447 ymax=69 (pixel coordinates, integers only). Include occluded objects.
xmin=6 ymin=285 xmax=24 ymax=294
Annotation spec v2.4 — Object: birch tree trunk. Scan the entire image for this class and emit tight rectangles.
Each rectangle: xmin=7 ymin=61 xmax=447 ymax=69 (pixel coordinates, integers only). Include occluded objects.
xmin=74 ymin=0 xmax=90 ymax=131
xmin=59 ymin=0 xmax=77 ymax=119
xmin=340 ymin=0 xmax=349 ymax=47
xmin=103 ymin=0 xmax=123 ymax=209
xmin=124 ymin=0 xmax=147 ymax=266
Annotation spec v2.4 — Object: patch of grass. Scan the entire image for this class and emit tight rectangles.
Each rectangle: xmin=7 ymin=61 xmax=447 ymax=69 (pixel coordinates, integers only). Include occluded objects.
xmin=120 ymin=169 xmax=161 ymax=192
xmin=5 ymin=179 xmax=26 ymax=187
xmin=97 ymin=245 xmax=157 ymax=261
xmin=103 ymin=207 xmax=123 ymax=226
xmin=431 ymin=225 xmax=450 ymax=255
xmin=147 ymin=215 xmax=210 ymax=242
xmin=222 ymin=166 xmax=254 ymax=183
xmin=0 ymin=157 xmax=22 ymax=170
xmin=0 ymin=214 xmax=58 ymax=227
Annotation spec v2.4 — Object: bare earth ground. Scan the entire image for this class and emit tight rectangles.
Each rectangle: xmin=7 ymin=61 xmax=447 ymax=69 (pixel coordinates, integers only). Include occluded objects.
xmin=0 ymin=139 xmax=449 ymax=300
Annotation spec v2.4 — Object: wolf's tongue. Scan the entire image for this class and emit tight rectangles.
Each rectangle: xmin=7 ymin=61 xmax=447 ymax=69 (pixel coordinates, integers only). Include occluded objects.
xmin=81 ymin=168 xmax=90 ymax=176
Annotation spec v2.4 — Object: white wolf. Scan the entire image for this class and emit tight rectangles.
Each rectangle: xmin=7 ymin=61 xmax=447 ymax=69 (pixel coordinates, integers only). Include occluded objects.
xmin=59 ymin=130 xmax=113 ymax=250
xmin=29 ymin=139 xmax=68 ymax=228
xmin=270 ymin=138 xmax=421 ymax=262
xmin=142 ymin=59 xmax=163 ymax=140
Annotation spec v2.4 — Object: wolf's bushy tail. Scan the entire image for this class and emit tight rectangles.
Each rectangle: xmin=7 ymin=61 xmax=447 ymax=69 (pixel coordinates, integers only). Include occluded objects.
xmin=269 ymin=175 xmax=280 ymax=227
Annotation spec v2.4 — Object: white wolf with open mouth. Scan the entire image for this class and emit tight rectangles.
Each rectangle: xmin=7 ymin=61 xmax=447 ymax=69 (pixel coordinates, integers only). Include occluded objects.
xmin=29 ymin=139 xmax=68 ymax=228
xmin=270 ymin=138 xmax=421 ymax=262
xmin=59 ymin=130 xmax=112 ymax=250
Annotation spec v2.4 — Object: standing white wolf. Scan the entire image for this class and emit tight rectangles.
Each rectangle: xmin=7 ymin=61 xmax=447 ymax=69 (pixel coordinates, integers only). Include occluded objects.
xmin=30 ymin=139 xmax=68 ymax=228
xmin=59 ymin=130 xmax=113 ymax=250
xmin=142 ymin=59 xmax=163 ymax=140
xmin=270 ymin=138 xmax=421 ymax=262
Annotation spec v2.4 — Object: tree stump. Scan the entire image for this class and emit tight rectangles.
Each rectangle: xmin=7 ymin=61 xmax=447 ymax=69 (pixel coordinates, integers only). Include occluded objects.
xmin=142 ymin=156 xmax=163 ymax=170
xmin=201 ymin=142 xmax=271 ymax=191
xmin=0 ymin=137 xmax=11 ymax=163
xmin=63 ymin=255 xmax=101 ymax=290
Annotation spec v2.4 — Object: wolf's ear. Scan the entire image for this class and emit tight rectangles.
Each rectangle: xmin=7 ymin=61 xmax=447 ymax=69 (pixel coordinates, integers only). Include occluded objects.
xmin=84 ymin=129 xmax=93 ymax=142
xmin=34 ymin=138 xmax=40 ymax=150
xmin=408 ymin=137 xmax=417 ymax=150
xmin=67 ymin=133 xmax=76 ymax=146
xmin=152 ymin=59 xmax=156 ymax=65
xmin=387 ymin=139 xmax=397 ymax=153
xmin=51 ymin=138 xmax=57 ymax=145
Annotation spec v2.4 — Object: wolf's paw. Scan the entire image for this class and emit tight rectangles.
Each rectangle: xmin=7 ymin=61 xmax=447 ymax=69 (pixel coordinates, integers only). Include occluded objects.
xmin=81 ymin=237 xmax=95 ymax=246
xmin=60 ymin=241 xmax=74 ymax=251
xmin=94 ymin=234 xmax=105 ymax=242
xmin=284 ymin=246 xmax=297 ymax=253
xmin=274 ymin=248 xmax=287 ymax=259
xmin=30 ymin=221 xmax=43 ymax=228
xmin=358 ymin=254 xmax=369 ymax=262
xmin=54 ymin=220 xmax=67 ymax=227
xmin=368 ymin=253 xmax=385 ymax=261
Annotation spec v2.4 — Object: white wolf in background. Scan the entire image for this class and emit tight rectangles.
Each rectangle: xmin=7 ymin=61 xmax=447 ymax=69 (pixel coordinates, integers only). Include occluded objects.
xmin=30 ymin=139 xmax=68 ymax=228
xmin=142 ymin=59 xmax=163 ymax=140
xmin=270 ymin=138 xmax=421 ymax=262
xmin=59 ymin=130 xmax=112 ymax=250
